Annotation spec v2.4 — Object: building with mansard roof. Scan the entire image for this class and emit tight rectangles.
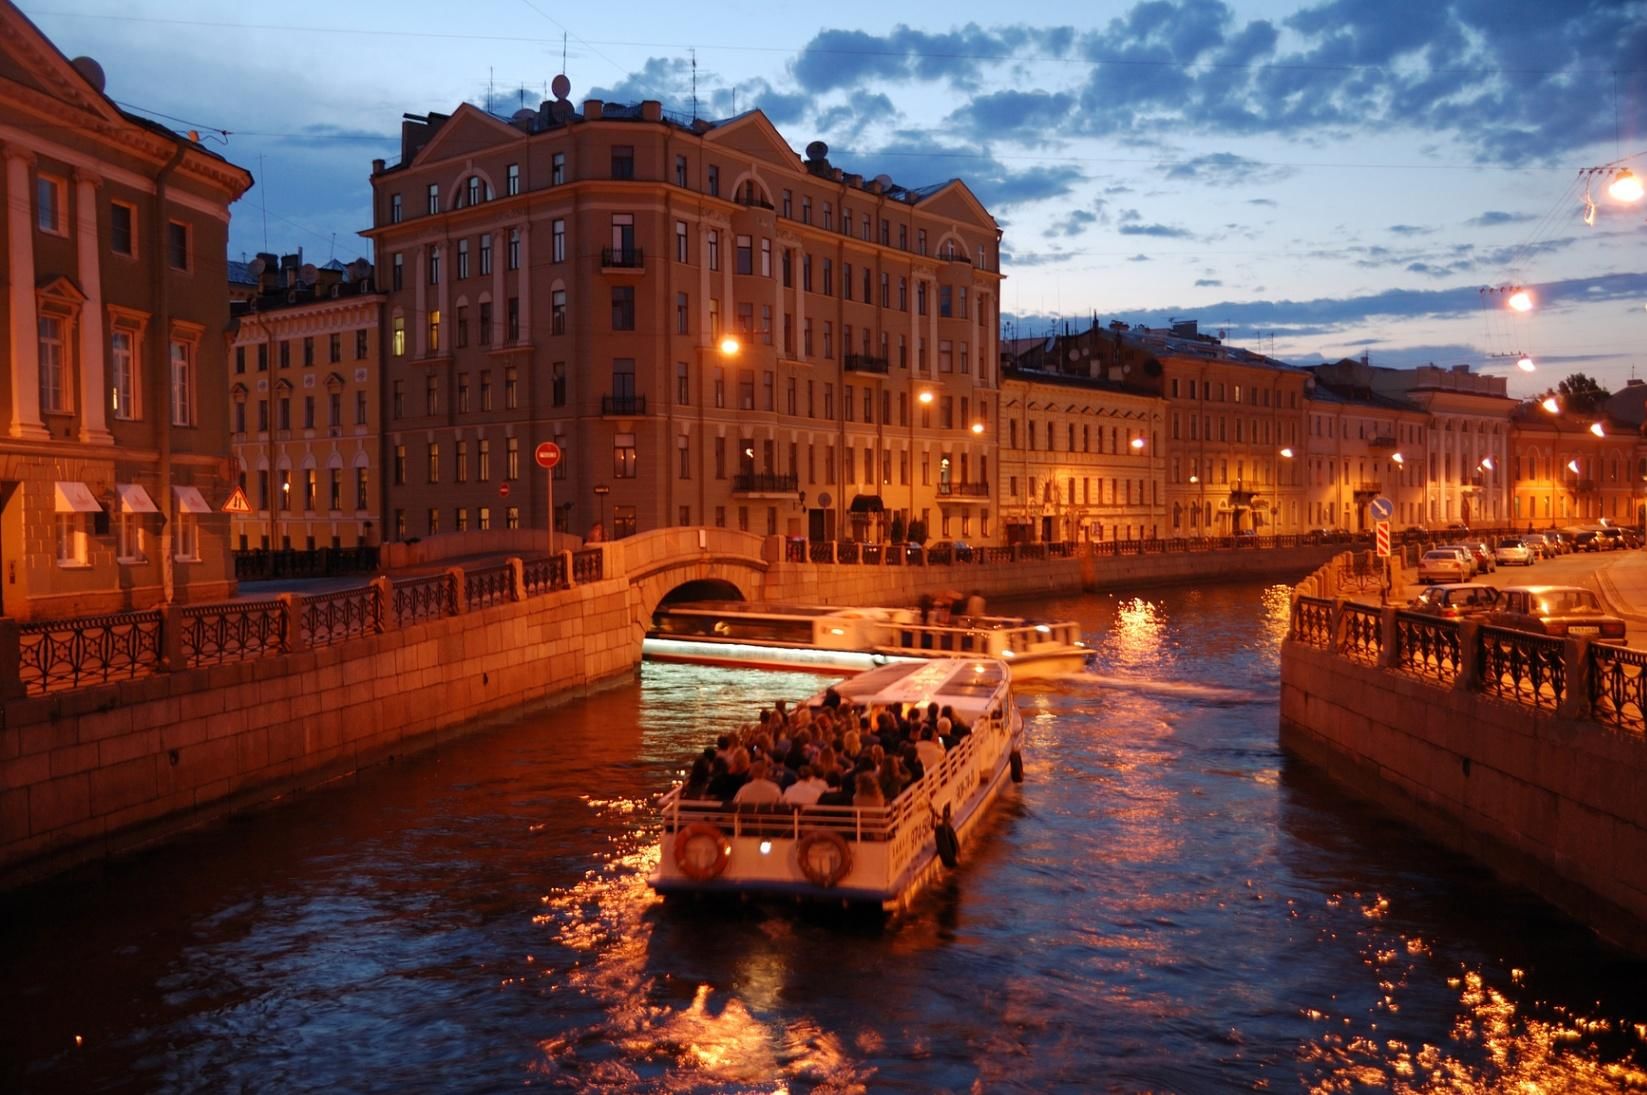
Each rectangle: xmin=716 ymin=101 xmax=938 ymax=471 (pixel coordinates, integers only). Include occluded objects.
xmin=362 ymin=85 xmax=1003 ymax=545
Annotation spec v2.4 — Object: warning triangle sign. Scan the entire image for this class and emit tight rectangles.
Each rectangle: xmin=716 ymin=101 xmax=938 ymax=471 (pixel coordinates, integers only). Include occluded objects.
xmin=222 ymin=485 xmax=253 ymax=514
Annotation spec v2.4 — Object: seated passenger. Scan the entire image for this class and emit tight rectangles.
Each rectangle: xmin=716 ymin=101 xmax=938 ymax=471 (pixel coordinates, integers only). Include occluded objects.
xmin=683 ymin=749 xmax=715 ymax=799
xmin=853 ymin=770 xmax=886 ymax=808
xmin=733 ymin=759 xmax=783 ymax=805
xmin=780 ymin=764 xmax=828 ymax=806
xmin=915 ymin=725 xmax=946 ymax=770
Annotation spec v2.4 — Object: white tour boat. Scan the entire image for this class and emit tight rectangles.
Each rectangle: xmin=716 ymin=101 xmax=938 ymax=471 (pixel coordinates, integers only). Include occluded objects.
xmin=649 ymin=657 xmax=1026 ymax=914
xmin=643 ymin=600 xmax=1089 ymax=680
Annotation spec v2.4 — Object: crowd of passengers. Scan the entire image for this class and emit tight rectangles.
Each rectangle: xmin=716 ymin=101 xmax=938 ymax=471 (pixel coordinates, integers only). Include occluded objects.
xmin=680 ymin=688 xmax=974 ymax=810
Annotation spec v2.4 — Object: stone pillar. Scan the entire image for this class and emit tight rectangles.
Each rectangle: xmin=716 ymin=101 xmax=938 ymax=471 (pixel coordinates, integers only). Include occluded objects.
xmin=506 ymin=556 xmax=525 ymax=601
xmin=446 ymin=566 xmax=466 ymax=613
xmin=279 ymin=593 xmax=307 ymax=654
xmin=74 ymin=169 xmax=112 ymax=444
xmin=369 ymin=575 xmax=395 ymax=631
xmin=1558 ymin=637 xmax=1592 ymax=720
xmin=0 ymin=617 xmax=23 ymax=700
xmin=1377 ymin=606 xmax=1399 ymax=668
xmin=1330 ymin=596 xmax=1350 ymax=653
xmin=1456 ymin=618 xmax=1483 ymax=690
xmin=4 ymin=146 xmax=49 ymax=439
xmin=158 ymin=603 xmax=187 ymax=672
xmin=561 ymin=549 xmax=575 ymax=585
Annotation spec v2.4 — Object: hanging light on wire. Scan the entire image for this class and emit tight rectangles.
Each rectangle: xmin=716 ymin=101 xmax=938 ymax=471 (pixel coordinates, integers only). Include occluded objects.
xmin=1609 ymin=168 xmax=1644 ymax=203
xmin=1516 ymin=354 xmax=1536 ymax=372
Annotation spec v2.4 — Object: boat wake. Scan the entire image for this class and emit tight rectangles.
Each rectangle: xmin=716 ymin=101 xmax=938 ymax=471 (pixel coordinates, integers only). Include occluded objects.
xmin=1044 ymin=670 xmax=1263 ymax=704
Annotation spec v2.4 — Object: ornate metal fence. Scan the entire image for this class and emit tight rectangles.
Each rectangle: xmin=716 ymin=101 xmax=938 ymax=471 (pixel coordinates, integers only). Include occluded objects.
xmin=180 ymin=600 xmax=287 ymax=667
xmin=1393 ymin=612 xmax=1462 ymax=683
xmin=1291 ymin=596 xmax=1334 ymax=648
xmin=1480 ymin=625 xmax=1565 ymax=710
xmin=18 ymin=610 xmax=164 ymax=694
xmin=300 ymin=587 xmax=381 ymax=647
xmin=522 ymin=556 xmax=568 ymax=597
xmin=464 ymin=564 xmax=515 ymax=610
xmin=392 ymin=574 xmax=456 ymax=627
xmin=1589 ymin=642 xmax=1647 ymax=731
xmin=572 ymin=548 xmax=604 ymax=584
xmin=1339 ymin=603 xmax=1384 ymax=664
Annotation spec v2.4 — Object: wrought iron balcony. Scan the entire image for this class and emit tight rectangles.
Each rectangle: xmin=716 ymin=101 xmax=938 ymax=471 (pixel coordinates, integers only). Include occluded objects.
xmin=1354 ymin=481 xmax=1382 ymax=496
xmin=732 ymin=472 xmax=799 ymax=494
xmin=600 ymin=394 xmax=646 ymax=416
xmin=600 ymin=247 xmax=644 ymax=271
xmin=1369 ymin=435 xmax=1398 ymax=450
xmin=936 ymin=481 xmax=990 ymax=499
xmin=843 ymin=353 xmax=890 ymax=374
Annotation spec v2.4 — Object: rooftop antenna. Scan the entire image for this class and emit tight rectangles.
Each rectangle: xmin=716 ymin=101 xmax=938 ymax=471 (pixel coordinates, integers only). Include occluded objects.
xmin=562 ymin=33 xmax=567 ymax=77
xmin=328 ymin=232 xmax=336 ymax=262
xmin=258 ymin=153 xmax=268 ymax=253
xmin=691 ymin=48 xmax=697 ymax=121
xmin=488 ymin=66 xmax=493 ymax=110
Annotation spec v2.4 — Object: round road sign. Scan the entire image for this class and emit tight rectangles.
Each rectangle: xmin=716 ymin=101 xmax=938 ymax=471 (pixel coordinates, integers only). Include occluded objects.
xmin=498 ymin=482 xmax=510 ymax=498
xmin=535 ymin=441 xmax=562 ymax=469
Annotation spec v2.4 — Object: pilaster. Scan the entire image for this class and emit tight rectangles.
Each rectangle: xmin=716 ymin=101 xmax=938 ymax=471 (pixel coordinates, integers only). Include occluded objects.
xmin=74 ymin=168 xmax=113 ymax=444
xmin=5 ymin=145 xmax=50 ymax=439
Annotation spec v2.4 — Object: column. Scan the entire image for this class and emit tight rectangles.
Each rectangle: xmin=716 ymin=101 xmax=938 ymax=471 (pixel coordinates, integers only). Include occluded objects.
xmin=4 ymin=146 xmax=49 ymax=439
xmin=75 ymin=169 xmax=112 ymax=444
xmin=514 ymin=221 xmax=530 ymax=336
xmin=414 ymin=245 xmax=427 ymax=356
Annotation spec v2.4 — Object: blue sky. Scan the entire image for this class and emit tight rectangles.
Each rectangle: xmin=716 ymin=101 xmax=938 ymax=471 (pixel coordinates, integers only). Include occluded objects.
xmin=27 ymin=0 xmax=1647 ymax=397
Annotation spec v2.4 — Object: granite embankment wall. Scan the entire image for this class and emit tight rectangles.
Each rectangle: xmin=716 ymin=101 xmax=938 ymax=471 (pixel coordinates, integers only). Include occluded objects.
xmin=1280 ymin=563 xmax=1647 ymax=951
xmin=2 ymin=529 xmax=1333 ymax=885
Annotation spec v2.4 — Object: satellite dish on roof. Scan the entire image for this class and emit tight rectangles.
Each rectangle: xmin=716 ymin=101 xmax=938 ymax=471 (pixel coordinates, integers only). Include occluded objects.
xmin=246 ymin=257 xmax=266 ymax=277
xmin=551 ymin=74 xmax=571 ymax=100
xmin=299 ymin=263 xmax=318 ymax=286
xmin=511 ymin=108 xmax=534 ymax=124
xmin=71 ymin=56 xmax=105 ymax=93
xmin=873 ymin=173 xmax=892 ymax=190
xmin=805 ymin=140 xmax=828 ymax=161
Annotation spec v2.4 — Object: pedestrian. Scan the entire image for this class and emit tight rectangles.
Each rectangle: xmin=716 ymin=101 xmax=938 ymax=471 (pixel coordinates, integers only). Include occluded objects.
xmin=965 ymin=589 xmax=986 ymax=618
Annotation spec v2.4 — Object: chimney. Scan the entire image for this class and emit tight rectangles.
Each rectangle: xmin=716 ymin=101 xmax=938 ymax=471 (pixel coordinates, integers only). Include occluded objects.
xmin=583 ymin=99 xmax=603 ymax=119
xmin=640 ymin=100 xmax=662 ymax=121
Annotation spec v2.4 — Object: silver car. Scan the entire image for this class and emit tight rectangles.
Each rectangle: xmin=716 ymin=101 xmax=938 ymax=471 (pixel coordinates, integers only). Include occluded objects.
xmin=1418 ymin=549 xmax=1471 ymax=584
xmin=1494 ymin=538 xmax=1534 ymax=566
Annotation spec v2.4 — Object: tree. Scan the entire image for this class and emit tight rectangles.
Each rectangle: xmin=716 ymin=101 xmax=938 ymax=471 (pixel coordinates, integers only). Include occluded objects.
xmin=889 ymin=514 xmax=906 ymax=543
xmin=1557 ymin=373 xmax=1612 ymax=414
xmin=907 ymin=518 xmax=929 ymax=546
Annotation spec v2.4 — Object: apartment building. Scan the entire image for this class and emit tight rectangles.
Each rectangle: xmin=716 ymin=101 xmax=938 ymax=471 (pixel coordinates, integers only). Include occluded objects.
xmin=364 ymin=86 xmax=1001 ymax=545
xmin=1508 ymin=401 xmax=1642 ymax=530
xmin=999 ymin=330 xmax=1165 ymax=543
xmin=0 ymin=4 xmax=252 ymax=620
xmin=1303 ymin=367 xmax=1430 ymax=531
xmin=228 ymin=253 xmax=384 ymax=550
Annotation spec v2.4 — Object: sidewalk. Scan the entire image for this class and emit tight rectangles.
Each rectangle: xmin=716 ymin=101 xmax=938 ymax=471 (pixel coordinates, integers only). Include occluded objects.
xmin=1589 ymin=550 xmax=1647 ymax=642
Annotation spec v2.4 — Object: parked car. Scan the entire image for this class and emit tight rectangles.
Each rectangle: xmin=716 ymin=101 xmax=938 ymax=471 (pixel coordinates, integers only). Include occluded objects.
xmin=924 ymin=540 xmax=975 ymax=562
xmin=1465 ymin=541 xmax=1497 ymax=573
xmin=1494 ymin=538 xmax=1535 ymax=566
xmin=1418 ymin=549 xmax=1471 ymax=584
xmin=1598 ymin=527 xmax=1628 ymax=551
xmin=1436 ymin=544 xmax=1480 ymax=576
xmin=1407 ymin=583 xmax=1501 ymax=618
xmin=1306 ymin=528 xmax=1353 ymax=544
xmin=1487 ymin=585 xmax=1627 ymax=640
xmin=1530 ymin=532 xmax=1563 ymax=556
xmin=1570 ymin=530 xmax=1602 ymax=552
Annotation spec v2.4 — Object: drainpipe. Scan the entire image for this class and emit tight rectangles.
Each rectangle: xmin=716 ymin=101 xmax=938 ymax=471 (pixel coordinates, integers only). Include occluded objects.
xmin=153 ymin=144 xmax=187 ymax=603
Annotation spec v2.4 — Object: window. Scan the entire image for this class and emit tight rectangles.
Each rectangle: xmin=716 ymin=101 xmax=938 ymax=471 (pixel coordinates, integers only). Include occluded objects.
xmin=390 ymin=193 xmax=402 ymax=223
xmin=843 ymin=263 xmax=853 ymax=300
xmin=507 ymin=227 xmax=520 ymax=270
xmin=425 ymin=374 xmax=438 ymax=414
xmin=675 ymin=154 xmax=688 ymax=187
xmin=116 ymin=510 xmax=145 ymax=563
xmin=478 ymin=505 xmax=491 ymax=531
xmin=507 ymin=163 xmax=520 ymax=195
xmin=479 ymin=301 xmax=492 ymax=344
xmin=356 ymin=329 xmax=369 ymax=359
xmin=36 ymin=175 xmax=64 ymax=233
xmin=508 ymin=296 xmax=520 ymax=341
xmin=505 ymin=367 xmax=518 ymax=409
xmin=426 ymin=183 xmax=440 ymax=214
xmin=676 ymin=361 xmax=690 ymax=405
xmin=466 ymin=176 xmax=482 ymax=207
xmin=480 ymin=370 xmax=493 ymax=411
xmin=551 ymin=290 xmax=566 ymax=335
xmin=427 ymin=309 xmax=441 ymax=352
xmin=822 ymin=259 xmax=833 ymax=295
xmin=169 ymin=337 xmax=195 ymax=425
xmin=506 ymin=506 xmax=520 ymax=530
xmin=506 ymin=436 xmax=520 ymax=479
xmin=427 ymin=442 xmax=441 ymax=483
xmin=392 ymin=253 xmax=404 ymax=290
xmin=329 ymin=333 xmax=342 ymax=364
xmin=37 ymin=315 xmax=67 ymax=413
xmin=355 ymin=468 xmax=370 ymax=510
xmin=427 ymin=508 xmax=439 ymax=536
xmin=707 ymin=164 xmax=719 ymax=196
xmin=760 ymin=238 xmax=772 ymax=277
xmin=480 ymin=233 xmax=492 ymax=274
xmin=736 ymin=234 xmax=753 ymax=275
xmin=479 ymin=439 xmax=491 ymax=480
xmin=110 ymin=201 xmax=135 ymax=255
xmin=174 ymin=512 xmax=200 ymax=561
xmin=615 ymin=432 xmax=637 ymax=477
xmin=329 ymin=391 xmax=341 ymax=427
xmin=167 ymin=221 xmax=189 ymax=270
xmin=552 ymin=152 xmax=565 ymax=185
xmin=456 ymin=305 xmax=469 ymax=348
xmin=611 ymin=145 xmax=634 ymax=179
xmin=457 ymin=238 xmax=469 ymax=279
xmin=675 ymin=220 xmax=688 ymax=262
xmin=612 ymin=285 xmax=635 ymax=330
xmin=738 ymin=368 xmax=755 ymax=410
xmin=455 ymin=507 xmax=469 ymax=533
xmin=392 ymin=316 xmax=406 ymax=357
xmin=356 ymin=390 xmax=367 ymax=425
xmin=110 ymin=330 xmax=138 ymax=419
xmin=303 ymin=395 xmax=315 ymax=429
xmin=457 ymin=373 xmax=470 ymax=413
xmin=676 ymin=291 xmax=690 ymax=335
xmin=456 ymin=440 xmax=469 ymax=482
xmin=552 ymin=219 xmax=565 ymax=262
xmin=552 ymin=361 xmax=566 ymax=406
xmin=707 ymin=230 xmax=720 ymax=271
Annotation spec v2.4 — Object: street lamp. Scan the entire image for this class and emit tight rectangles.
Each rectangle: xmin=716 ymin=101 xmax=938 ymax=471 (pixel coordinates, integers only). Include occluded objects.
xmin=911 ymin=388 xmax=934 ymax=526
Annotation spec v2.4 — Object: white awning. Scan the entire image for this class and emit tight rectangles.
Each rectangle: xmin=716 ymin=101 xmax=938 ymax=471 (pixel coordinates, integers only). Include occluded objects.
xmin=173 ymin=485 xmax=212 ymax=514
xmin=54 ymin=481 xmax=103 ymax=513
xmin=114 ymin=482 xmax=160 ymax=514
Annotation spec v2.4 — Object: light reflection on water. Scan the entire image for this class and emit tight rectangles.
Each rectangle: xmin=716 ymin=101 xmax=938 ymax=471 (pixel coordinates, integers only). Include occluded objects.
xmin=3 ymin=582 xmax=1646 ymax=1092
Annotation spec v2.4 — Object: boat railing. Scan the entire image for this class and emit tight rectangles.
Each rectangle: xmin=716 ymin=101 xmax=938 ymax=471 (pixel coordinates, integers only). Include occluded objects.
xmin=885 ymin=621 xmax=1072 ymax=656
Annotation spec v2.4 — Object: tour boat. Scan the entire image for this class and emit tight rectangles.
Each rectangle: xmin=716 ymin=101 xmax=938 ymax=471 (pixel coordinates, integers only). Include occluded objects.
xmin=649 ymin=657 xmax=1025 ymax=914
xmin=643 ymin=600 xmax=1090 ymax=680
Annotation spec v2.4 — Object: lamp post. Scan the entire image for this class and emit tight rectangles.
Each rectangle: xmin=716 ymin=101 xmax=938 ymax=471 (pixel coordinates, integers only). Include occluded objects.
xmin=592 ymin=483 xmax=610 ymax=542
xmin=690 ymin=334 xmax=740 ymax=535
xmin=911 ymin=387 xmax=934 ymax=533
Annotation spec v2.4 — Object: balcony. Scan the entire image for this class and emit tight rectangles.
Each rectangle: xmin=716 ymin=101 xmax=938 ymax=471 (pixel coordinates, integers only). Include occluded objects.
xmin=936 ymin=481 xmax=990 ymax=502
xmin=1353 ymin=481 xmax=1382 ymax=501
xmin=733 ymin=192 xmax=775 ymax=210
xmin=843 ymin=353 xmax=890 ymax=375
xmin=1368 ymin=435 xmax=1398 ymax=450
xmin=600 ymin=394 xmax=646 ymax=416
xmin=600 ymin=247 xmax=645 ymax=273
xmin=1569 ymin=478 xmax=1598 ymax=494
xmin=732 ymin=472 xmax=798 ymax=496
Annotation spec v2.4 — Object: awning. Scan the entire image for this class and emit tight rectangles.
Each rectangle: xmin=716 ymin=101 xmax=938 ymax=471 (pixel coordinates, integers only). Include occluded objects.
xmin=54 ymin=481 xmax=103 ymax=513
xmin=114 ymin=483 xmax=160 ymax=514
xmin=848 ymin=494 xmax=884 ymax=513
xmin=173 ymin=485 xmax=212 ymax=514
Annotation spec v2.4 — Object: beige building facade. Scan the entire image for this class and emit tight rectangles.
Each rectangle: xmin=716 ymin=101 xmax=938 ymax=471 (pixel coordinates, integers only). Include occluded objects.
xmin=0 ymin=5 xmax=251 ymax=620
xmin=364 ymin=92 xmax=1001 ymax=546
xmin=228 ymin=254 xmax=384 ymax=550
xmin=1303 ymin=377 xmax=1429 ymax=532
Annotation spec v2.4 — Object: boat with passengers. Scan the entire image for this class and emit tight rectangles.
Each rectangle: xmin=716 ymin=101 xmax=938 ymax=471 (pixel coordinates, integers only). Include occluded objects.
xmin=649 ymin=657 xmax=1025 ymax=913
xmin=644 ymin=600 xmax=1089 ymax=679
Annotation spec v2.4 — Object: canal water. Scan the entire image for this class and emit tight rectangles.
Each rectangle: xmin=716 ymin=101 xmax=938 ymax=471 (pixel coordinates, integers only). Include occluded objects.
xmin=5 ymin=580 xmax=1647 ymax=1092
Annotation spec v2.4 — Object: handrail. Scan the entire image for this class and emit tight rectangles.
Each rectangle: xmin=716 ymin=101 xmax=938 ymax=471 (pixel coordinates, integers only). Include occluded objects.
xmin=18 ymin=610 xmax=163 ymax=694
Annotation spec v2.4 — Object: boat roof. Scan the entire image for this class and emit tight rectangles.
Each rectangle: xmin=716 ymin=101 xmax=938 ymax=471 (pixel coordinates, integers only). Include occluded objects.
xmin=807 ymin=658 xmax=1009 ymax=721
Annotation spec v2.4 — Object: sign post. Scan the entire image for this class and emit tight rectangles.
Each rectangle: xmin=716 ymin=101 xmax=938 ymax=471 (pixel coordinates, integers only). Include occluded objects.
xmin=1370 ymin=497 xmax=1396 ymax=604
xmin=535 ymin=441 xmax=562 ymax=557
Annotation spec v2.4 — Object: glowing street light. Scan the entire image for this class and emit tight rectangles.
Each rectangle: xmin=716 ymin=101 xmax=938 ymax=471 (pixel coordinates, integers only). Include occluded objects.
xmin=1279 ymin=447 xmax=1295 ymax=459
xmin=1610 ymin=168 xmax=1645 ymax=203
xmin=970 ymin=421 xmax=985 ymax=435
xmin=1517 ymin=355 xmax=1536 ymax=372
xmin=1568 ymin=459 xmax=1582 ymax=474
xmin=718 ymin=334 xmax=742 ymax=356
xmin=1541 ymin=396 xmax=1561 ymax=414
xmin=1129 ymin=436 xmax=1145 ymax=451
xmin=1391 ymin=452 xmax=1405 ymax=464
xmin=1507 ymin=289 xmax=1534 ymax=312
xmin=1479 ymin=456 xmax=1495 ymax=471
xmin=1590 ymin=421 xmax=1607 ymax=437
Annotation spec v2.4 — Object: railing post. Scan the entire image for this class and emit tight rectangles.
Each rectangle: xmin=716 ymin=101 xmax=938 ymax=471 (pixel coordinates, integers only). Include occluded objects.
xmin=0 ymin=618 xmax=22 ymax=700
xmin=506 ymin=556 xmax=526 ymax=601
xmin=562 ymin=549 xmax=577 ymax=584
xmin=158 ymin=603 xmax=186 ymax=672
xmin=1378 ymin=606 xmax=1399 ymax=668
xmin=370 ymin=575 xmax=396 ymax=632
xmin=1559 ymin=637 xmax=1592 ymax=719
xmin=280 ymin=593 xmax=308 ymax=654
xmin=1330 ymin=596 xmax=1350 ymax=654
xmin=447 ymin=566 xmax=467 ymax=613
xmin=1455 ymin=618 xmax=1483 ymax=690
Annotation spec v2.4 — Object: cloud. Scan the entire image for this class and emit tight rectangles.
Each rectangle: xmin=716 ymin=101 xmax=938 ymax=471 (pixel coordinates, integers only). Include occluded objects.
xmin=945 ymin=89 xmax=1076 ymax=142
xmin=836 ymin=131 xmax=1085 ymax=210
xmin=1467 ymin=210 xmax=1536 ymax=227
xmin=1194 ymin=278 xmax=1223 ymax=287
xmin=1001 ymin=249 xmax=1082 ymax=267
xmin=790 ymin=23 xmax=1074 ymax=94
xmin=1128 ymin=253 xmax=1152 ymax=262
xmin=1387 ymin=224 xmax=1432 ymax=236
xmin=1115 ymin=208 xmax=1194 ymax=238
xmin=1248 ymin=198 xmax=1277 ymax=208
xmin=1043 ymin=201 xmax=1109 ymax=239
xmin=1164 ymin=151 xmax=1291 ymax=185
xmin=815 ymin=93 xmax=898 ymax=134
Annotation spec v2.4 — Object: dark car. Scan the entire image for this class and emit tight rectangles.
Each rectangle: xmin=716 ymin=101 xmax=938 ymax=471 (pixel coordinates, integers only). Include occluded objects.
xmin=1407 ymin=583 xmax=1500 ymax=619
xmin=1570 ymin=530 xmax=1602 ymax=552
xmin=1486 ymin=585 xmax=1627 ymax=640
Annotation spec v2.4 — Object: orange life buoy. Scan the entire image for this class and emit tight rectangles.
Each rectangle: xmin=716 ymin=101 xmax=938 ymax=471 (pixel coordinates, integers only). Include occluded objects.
xmin=673 ymin=821 xmax=730 ymax=881
xmin=795 ymin=830 xmax=853 ymax=887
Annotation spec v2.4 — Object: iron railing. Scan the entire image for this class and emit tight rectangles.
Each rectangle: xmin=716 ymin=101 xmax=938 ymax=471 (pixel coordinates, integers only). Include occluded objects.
xmin=180 ymin=600 xmax=287 ymax=667
xmin=1291 ymin=596 xmax=1334 ymax=648
xmin=936 ymin=482 xmax=990 ymax=498
xmin=1479 ymin=625 xmax=1565 ymax=711
xmin=843 ymin=353 xmax=890 ymax=374
xmin=464 ymin=564 xmax=515 ymax=610
xmin=732 ymin=472 xmax=799 ymax=493
xmin=600 ymin=246 xmax=644 ymax=268
xmin=1590 ymin=642 xmax=1647 ymax=731
xmin=522 ymin=556 xmax=569 ymax=596
xmin=301 ymin=587 xmax=381 ymax=647
xmin=1393 ymin=612 xmax=1461 ymax=683
xmin=1339 ymin=603 xmax=1383 ymax=664
xmin=392 ymin=574 xmax=456 ymax=627
xmin=18 ymin=610 xmax=163 ymax=694
xmin=600 ymin=394 xmax=646 ymax=416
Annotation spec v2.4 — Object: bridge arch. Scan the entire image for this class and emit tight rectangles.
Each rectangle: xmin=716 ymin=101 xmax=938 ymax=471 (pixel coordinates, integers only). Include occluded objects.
xmin=603 ymin=528 xmax=772 ymax=640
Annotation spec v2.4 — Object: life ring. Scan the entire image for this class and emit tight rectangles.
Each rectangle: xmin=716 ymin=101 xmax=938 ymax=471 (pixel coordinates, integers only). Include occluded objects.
xmin=673 ymin=821 xmax=730 ymax=881
xmin=1009 ymin=749 xmax=1025 ymax=783
xmin=795 ymin=830 xmax=853 ymax=887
